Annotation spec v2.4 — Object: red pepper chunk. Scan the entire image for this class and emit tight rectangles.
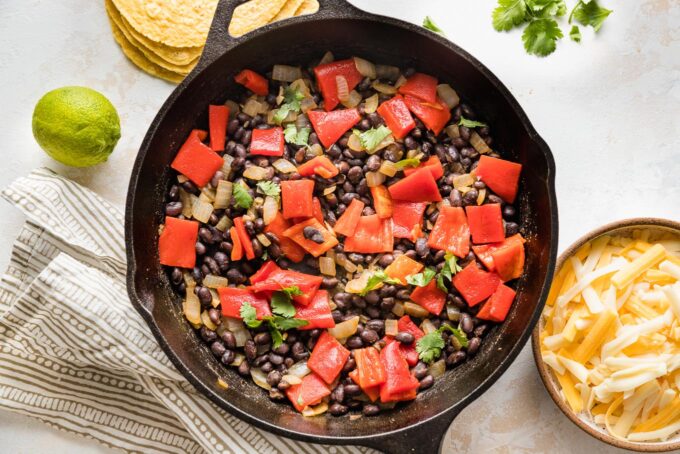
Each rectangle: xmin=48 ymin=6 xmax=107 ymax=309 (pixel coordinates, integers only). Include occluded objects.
xmin=297 ymin=156 xmax=339 ymax=178
xmin=264 ymin=212 xmax=305 ymax=263
xmin=250 ymin=127 xmax=284 ymax=156
xmin=229 ymin=227 xmax=243 ymax=261
xmin=307 ymin=108 xmax=361 ymax=148
xmin=379 ymin=341 xmax=419 ymax=403
xmin=218 ymin=287 xmax=272 ymax=319
xmin=403 ymin=155 xmax=444 ymax=180
xmin=465 ymin=204 xmax=505 ymax=244
xmin=452 ymin=262 xmax=502 ymax=307
xmin=396 ymin=315 xmax=424 ymax=366
xmin=491 ymin=240 xmax=525 ymax=282
xmin=283 ymin=218 xmax=339 ymax=257
xmin=388 ymin=167 xmax=442 ymax=203
xmin=313 ymin=59 xmax=363 ymax=111
xmin=233 ymin=217 xmax=255 ymax=260
xmin=308 ymin=331 xmax=350 ymax=384
xmin=475 ymin=155 xmax=522 ymax=203
xmin=349 ymin=369 xmax=380 ymax=402
xmin=476 ymin=283 xmax=516 ymax=322
xmin=286 ymin=372 xmax=331 ymax=412
xmin=158 ymin=217 xmax=199 ymax=268
xmin=333 ymin=198 xmax=365 ymax=237
xmin=208 ymin=105 xmax=229 ymax=151
xmin=403 ymin=95 xmax=451 ymax=135
xmin=398 ymin=72 xmax=438 ymax=103
xmin=370 ymin=185 xmax=393 ymax=219
xmin=312 ymin=197 xmax=324 ymax=225
xmin=472 ymin=234 xmax=526 ymax=271
xmin=392 ymin=201 xmax=426 ymax=241
xmin=250 ymin=266 xmax=323 ymax=306
xmin=385 ymin=254 xmax=424 ymax=285
xmin=234 ymin=69 xmax=269 ymax=96
xmin=281 ymin=179 xmax=315 ymax=219
xmin=170 ymin=130 xmax=224 ymax=188
xmin=344 ymin=215 xmax=393 ymax=254
xmin=294 ymin=290 xmax=335 ymax=330
xmin=354 ymin=347 xmax=386 ymax=389
xmin=249 ymin=260 xmax=280 ymax=284
xmin=410 ymin=280 xmax=447 ymax=315
xmin=376 ymin=95 xmax=415 ymax=139
xmin=427 ymin=206 xmax=470 ymax=258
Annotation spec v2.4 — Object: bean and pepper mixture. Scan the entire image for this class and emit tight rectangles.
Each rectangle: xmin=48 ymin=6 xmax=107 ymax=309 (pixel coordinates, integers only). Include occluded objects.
xmin=158 ymin=53 xmax=526 ymax=418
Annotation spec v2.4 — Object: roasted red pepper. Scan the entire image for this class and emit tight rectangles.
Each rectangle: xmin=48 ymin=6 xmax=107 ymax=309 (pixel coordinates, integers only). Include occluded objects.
xmin=307 ymin=108 xmax=362 ymax=148
xmin=333 ymin=198 xmax=365 ymax=237
xmin=384 ymin=254 xmax=424 ymax=285
xmin=294 ymin=289 xmax=335 ymax=330
xmin=281 ymin=179 xmax=315 ymax=219
xmin=234 ymin=69 xmax=269 ymax=96
xmin=249 ymin=260 xmax=281 ymax=284
xmin=379 ymin=340 xmax=419 ymax=403
xmin=472 ymin=234 xmax=525 ymax=271
xmin=376 ymin=95 xmax=415 ymax=139
xmin=391 ymin=201 xmax=426 ymax=241
xmin=158 ymin=217 xmax=199 ymax=268
xmin=452 ymin=262 xmax=502 ymax=307
xmin=283 ymin=217 xmax=339 ymax=257
xmin=410 ymin=280 xmax=447 ymax=315
xmin=403 ymin=155 xmax=444 ymax=180
xmin=427 ymin=206 xmax=470 ymax=258
xmin=476 ymin=283 xmax=516 ymax=322
xmin=297 ymin=156 xmax=339 ymax=178
xmin=233 ymin=217 xmax=255 ymax=260
xmin=218 ymin=287 xmax=272 ymax=319
xmin=403 ymin=95 xmax=451 ymax=135
xmin=170 ymin=129 xmax=224 ymax=187
xmin=491 ymin=240 xmax=525 ymax=282
xmin=313 ymin=59 xmax=363 ymax=111
xmin=349 ymin=369 xmax=380 ymax=402
xmin=312 ymin=197 xmax=324 ymax=225
xmin=344 ymin=215 xmax=393 ymax=254
xmin=263 ymin=212 xmax=306 ymax=263
xmin=354 ymin=347 xmax=386 ymax=389
xmin=286 ymin=372 xmax=331 ymax=412
xmin=370 ymin=185 xmax=393 ymax=219
xmin=388 ymin=167 xmax=442 ymax=203
xmin=465 ymin=203 xmax=505 ymax=244
xmin=475 ymin=155 xmax=522 ymax=203
xmin=229 ymin=226 xmax=243 ymax=261
xmin=249 ymin=127 xmax=284 ymax=156
xmin=208 ymin=105 xmax=229 ymax=151
xmin=395 ymin=315 xmax=425 ymax=366
xmin=308 ymin=331 xmax=350 ymax=384
xmin=398 ymin=72 xmax=438 ymax=103
xmin=250 ymin=266 xmax=323 ymax=306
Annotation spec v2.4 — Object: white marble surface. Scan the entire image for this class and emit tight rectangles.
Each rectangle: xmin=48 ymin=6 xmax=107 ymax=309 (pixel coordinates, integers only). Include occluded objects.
xmin=0 ymin=0 xmax=678 ymax=452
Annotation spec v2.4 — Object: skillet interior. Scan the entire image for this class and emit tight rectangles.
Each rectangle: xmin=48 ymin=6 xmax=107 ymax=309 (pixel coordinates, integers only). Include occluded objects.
xmin=126 ymin=5 xmax=558 ymax=452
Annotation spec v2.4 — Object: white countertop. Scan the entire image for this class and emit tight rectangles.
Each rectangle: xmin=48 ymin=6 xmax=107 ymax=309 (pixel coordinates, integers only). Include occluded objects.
xmin=0 ymin=0 xmax=678 ymax=452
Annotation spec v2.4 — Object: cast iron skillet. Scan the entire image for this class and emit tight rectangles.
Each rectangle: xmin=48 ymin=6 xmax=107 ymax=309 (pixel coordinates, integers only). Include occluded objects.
xmin=125 ymin=0 xmax=559 ymax=452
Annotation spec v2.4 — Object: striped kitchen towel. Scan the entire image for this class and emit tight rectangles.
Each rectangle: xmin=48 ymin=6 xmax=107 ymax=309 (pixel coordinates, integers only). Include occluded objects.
xmin=0 ymin=168 xmax=370 ymax=454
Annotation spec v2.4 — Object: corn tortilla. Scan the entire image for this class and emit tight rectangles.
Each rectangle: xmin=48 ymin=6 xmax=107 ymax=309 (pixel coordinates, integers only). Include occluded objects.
xmin=295 ymin=0 xmax=319 ymax=16
xmin=111 ymin=0 xmax=217 ymax=48
xmin=271 ymin=0 xmax=304 ymax=22
xmin=228 ymin=0 xmax=288 ymax=37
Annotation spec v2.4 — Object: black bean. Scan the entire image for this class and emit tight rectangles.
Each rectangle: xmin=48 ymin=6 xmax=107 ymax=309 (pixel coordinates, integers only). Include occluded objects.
xmin=200 ymin=326 xmax=217 ymax=342
xmin=332 ymin=310 xmax=344 ymax=323
xmin=467 ymin=337 xmax=481 ymax=356
xmin=415 ymin=238 xmax=430 ymax=258
xmin=261 ymin=362 xmax=273 ymax=373
xmin=347 ymin=166 xmax=363 ymax=184
xmin=168 ymin=184 xmax=179 ymax=201
xmin=254 ymin=332 xmax=271 ymax=345
xmin=363 ymin=404 xmax=380 ymax=416
xmin=474 ymin=324 xmax=488 ymax=337
xmin=321 ymin=277 xmax=339 ymax=289
xmin=211 ymin=341 xmax=226 ymax=357
xmin=219 ymin=241 xmax=233 ymax=254
xmin=446 ymin=350 xmax=466 ymax=366
xmin=196 ymin=287 xmax=212 ymax=305
xmin=329 ymin=403 xmax=349 ymax=416
xmin=251 ymin=239 xmax=264 ymax=257
xmin=217 ymin=331 xmax=234 ymax=350
xmin=277 ymin=379 xmax=291 ymax=391
xmin=419 ymin=375 xmax=434 ymax=390
xmin=181 ymin=180 xmax=199 ymax=195
xmin=226 ymin=268 xmax=246 ymax=285
xmin=221 ymin=350 xmax=236 ymax=365
xmin=463 ymin=189 xmax=479 ymax=205
xmin=378 ymin=253 xmax=394 ymax=268
xmin=505 ymin=221 xmax=520 ymax=236
xmin=244 ymin=340 xmax=257 ymax=360
xmin=342 ymin=357 xmax=356 ymax=373
xmin=238 ymin=361 xmax=250 ymax=376
xmin=292 ymin=341 xmax=308 ymax=360
xmin=266 ymin=370 xmax=282 ymax=387
xmin=503 ymin=205 xmax=517 ymax=219
xmin=331 ymin=384 xmax=345 ymax=402
xmin=273 ymin=342 xmax=289 ymax=355
xmin=364 ymin=290 xmax=380 ymax=305
xmin=460 ymin=314 xmax=474 ymax=334
xmin=380 ymin=297 xmax=395 ymax=312
xmin=346 ymin=336 xmax=363 ymax=349
xmin=413 ymin=362 xmax=428 ymax=380
xmin=171 ymin=268 xmax=183 ymax=284
xmin=165 ymin=201 xmax=183 ymax=217
xmin=360 ymin=329 xmax=379 ymax=345
xmin=195 ymin=242 xmax=206 ymax=255
xmin=207 ymin=308 xmax=221 ymax=326
xmin=284 ymin=357 xmax=294 ymax=368
xmin=395 ymin=332 xmax=415 ymax=345
xmin=344 ymin=384 xmax=361 ymax=396
xmin=379 ymin=285 xmax=397 ymax=298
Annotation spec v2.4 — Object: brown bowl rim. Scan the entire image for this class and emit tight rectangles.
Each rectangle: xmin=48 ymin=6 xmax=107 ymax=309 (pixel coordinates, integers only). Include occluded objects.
xmin=531 ymin=217 xmax=680 ymax=452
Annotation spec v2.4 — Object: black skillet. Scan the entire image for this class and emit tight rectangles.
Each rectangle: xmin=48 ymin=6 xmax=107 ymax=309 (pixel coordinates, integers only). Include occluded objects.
xmin=125 ymin=0 xmax=559 ymax=452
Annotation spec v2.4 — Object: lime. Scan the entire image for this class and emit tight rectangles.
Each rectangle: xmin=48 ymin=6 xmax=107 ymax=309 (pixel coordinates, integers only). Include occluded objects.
xmin=32 ymin=86 xmax=121 ymax=167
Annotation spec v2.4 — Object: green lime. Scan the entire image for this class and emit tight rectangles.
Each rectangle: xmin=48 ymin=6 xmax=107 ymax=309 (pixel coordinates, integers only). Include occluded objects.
xmin=32 ymin=86 xmax=121 ymax=167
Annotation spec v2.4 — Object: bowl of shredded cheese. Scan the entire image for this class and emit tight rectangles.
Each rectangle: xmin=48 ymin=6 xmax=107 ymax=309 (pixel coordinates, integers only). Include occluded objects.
xmin=532 ymin=218 xmax=680 ymax=451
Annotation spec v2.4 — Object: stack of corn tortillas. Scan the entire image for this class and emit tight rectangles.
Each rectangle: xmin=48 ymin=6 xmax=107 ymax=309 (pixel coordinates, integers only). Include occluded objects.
xmin=106 ymin=0 xmax=319 ymax=84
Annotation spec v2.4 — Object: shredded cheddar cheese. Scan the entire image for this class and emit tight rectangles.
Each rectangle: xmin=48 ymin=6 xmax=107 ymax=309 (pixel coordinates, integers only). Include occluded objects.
xmin=540 ymin=229 xmax=680 ymax=442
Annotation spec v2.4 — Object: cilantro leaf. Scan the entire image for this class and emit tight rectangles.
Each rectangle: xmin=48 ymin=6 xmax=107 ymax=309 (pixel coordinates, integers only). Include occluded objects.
xmin=360 ymin=270 xmax=401 ymax=296
xmin=240 ymin=302 xmax=262 ymax=328
xmin=492 ymin=0 xmax=527 ymax=32
xmin=406 ymin=267 xmax=437 ymax=287
xmin=437 ymin=253 xmax=462 ymax=292
xmin=522 ymin=18 xmax=563 ymax=57
xmin=281 ymin=285 xmax=303 ymax=297
xmin=270 ymin=292 xmax=297 ymax=318
xmin=270 ymin=316 xmax=309 ymax=331
xmin=570 ymin=0 xmax=611 ymax=32
xmin=232 ymin=183 xmax=253 ymax=209
xmin=273 ymin=86 xmax=305 ymax=124
xmin=283 ymin=124 xmax=311 ymax=146
xmin=436 ymin=274 xmax=448 ymax=293
xmin=354 ymin=126 xmax=392 ymax=152
xmin=458 ymin=117 xmax=487 ymax=128
xmin=269 ymin=325 xmax=284 ymax=349
xmin=569 ymin=25 xmax=581 ymax=42
xmin=416 ymin=331 xmax=446 ymax=363
xmin=526 ymin=0 xmax=566 ymax=18
xmin=423 ymin=16 xmax=446 ymax=36
xmin=440 ymin=324 xmax=469 ymax=348
xmin=395 ymin=157 xmax=421 ymax=170
xmin=257 ymin=181 xmax=281 ymax=201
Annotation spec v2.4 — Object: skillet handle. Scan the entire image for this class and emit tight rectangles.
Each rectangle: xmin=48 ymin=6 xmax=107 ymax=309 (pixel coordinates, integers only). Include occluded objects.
xmin=194 ymin=0 xmax=365 ymax=73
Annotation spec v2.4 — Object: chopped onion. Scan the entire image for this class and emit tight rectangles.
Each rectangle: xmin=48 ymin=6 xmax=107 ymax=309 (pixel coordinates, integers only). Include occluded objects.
xmin=363 ymin=94 xmax=379 ymax=114
xmin=392 ymin=301 xmax=405 ymax=317
xmin=372 ymin=134 xmax=394 ymax=153
xmin=256 ymin=233 xmax=271 ymax=247
xmin=295 ymin=114 xmax=311 ymax=129
xmin=428 ymin=359 xmax=447 ymax=378
xmin=323 ymin=185 xmax=337 ymax=196
xmin=201 ymin=310 xmax=218 ymax=331
xmin=353 ymin=57 xmax=377 ymax=79
xmin=273 ymin=159 xmax=297 ymax=173
xmin=183 ymin=271 xmax=196 ymax=287
xmin=319 ymin=50 xmax=334 ymax=65
xmin=347 ymin=133 xmax=364 ymax=151
xmin=420 ymin=318 xmax=437 ymax=334
xmin=372 ymin=81 xmax=397 ymax=95
xmin=385 ymin=319 xmax=399 ymax=336
xmin=404 ymin=302 xmax=430 ymax=318
xmin=214 ymin=215 xmax=231 ymax=232
xmin=302 ymin=402 xmax=328 ymax=417
xmin=281 ymin=374 xmax=302 ymax=385
xmin=203 ymin=274 xmax=229 ymax=288
xmin=319 ymin=257 xmax=336 ymax=276
xmin=476 ymin=189 xmax=486 ymax=205
xmin=209 ymin=288 xmax=220 ymax=307
xmin=177 ymin=174 xmax=189 ymax=184
xmin=179 ymin=189 xmax=194 ymax=217
xmin=470 ymin=132 xmax=492 ymax=154
xmin=300 ymin=97 xmax=318 ymax=113
xmin=379 ymin=160 xmax=398 ymax=177
xmin=272 ymin=64 xmax=302 ymax=82
xmin=198 ymin=191 xmax=213 ymax=204
xmin=452 ymin=173 xmax=475 ymax=190
xmin=262 ymin=196 xmax=279 ymax=225
xmin=250 ymin=368 xmax=271 ymax=390
xmin=446 ymin=304 xmax=462 ymax=321
xmin=230 ymin=353 xmax=245 ymax=367
xmin=243 ymin=165 xmax=268 ymax=180
xmin=225 ymin=100 xmax=240 ymax=117
xmin=192 ymin=199 xmax=213 ymax=223
xmin=344 ymin=260 xmax=358 ymax=273
xmin=437 ymin=84 xmax=460 ymax=109
xmin=243 ymin=98 xmax=263 ymax=117
xmin=375 ymin=64 xmax=400 ymax=81
xmin=341 ymin=90 xmax=362 ymax=108
xmin=308 ymin=143 xmax=324 ymax=156
xmin=366 ymin=171 xmax=386 ymax=187
xmin=221 ymin=154 xmax=234 ymax=178
xmin=395 ymin=75 xmax=407 ymax=88
xmin=336 ymin=75 xmax=350 ymax=102
xmin=290 ymin=79 xmax=310 ymax=96
xmin=183 ymin=287 xmax=201 ymax=325
xmin=288 ymin=360 xmax=311 ymax=378
xmin=445 ymin=124 xmax=461 ymax=139
xmin=328 ymin=316 xmax=360 ymax=339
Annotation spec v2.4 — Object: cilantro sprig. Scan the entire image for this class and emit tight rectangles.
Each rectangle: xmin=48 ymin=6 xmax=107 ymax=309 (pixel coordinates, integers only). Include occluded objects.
xmin=240 ymin=300 xmax=308 ymax=348
xmin=256 ymin=181 xmax=280 ymax=201
xmin=353 ymin=126 xmax=392 ymax=152
xmin=232 ymin=183 xmax=253 ymax=209
xmin=569 ymin=0 xmax=611 ymax=31
xmin=458 ymin=117 xmax=488 ymax=129
xmin=283 ymin=124 xmax=311 ymax=147
xmin=359 ymin=270 xmax=401 ymax=296
xmin=416 ymin=324 xmax=469 ymax=363
xmin=273 ymin=86 xmax=305 ymax=125
xmin=406 ymin=267 xmax=437 ymax=287
xmin=395 ymin=157 xmax=421 ymax=170
xmin=436 ymin=253 xmax=463 ymax=292
xmin=422 ymin=16 xmax=446 ymax=36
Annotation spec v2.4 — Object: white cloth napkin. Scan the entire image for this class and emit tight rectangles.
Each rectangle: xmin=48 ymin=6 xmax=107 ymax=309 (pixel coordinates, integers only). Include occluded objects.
xmin=0 ymin=168 xmax=369 ymax=454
